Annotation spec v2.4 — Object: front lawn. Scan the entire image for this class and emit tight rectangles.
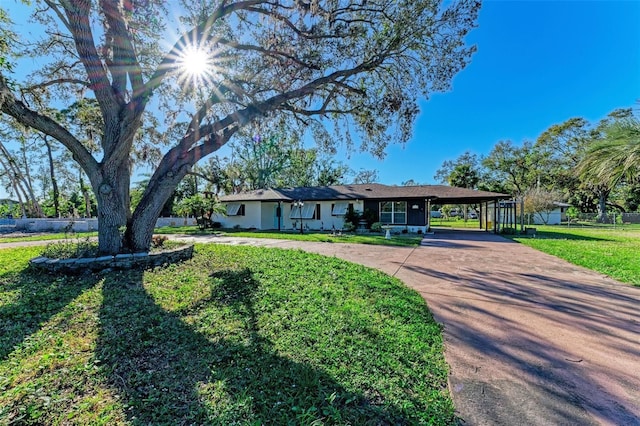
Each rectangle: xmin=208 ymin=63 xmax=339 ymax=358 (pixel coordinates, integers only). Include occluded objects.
xmin=155 ymin=226 xmax=424 ymax=247
xmin=0 ymin=231 xmax=97 ymax=243
xmin=505 ymin=225 xmax=640 ymax=286
xmin=430 ymin=218 xmax=481 ymax=229
xmin=0 ymin=227 xmax=422 ymax=248
xmin=0 ymin=245 xmax=454 ymax=424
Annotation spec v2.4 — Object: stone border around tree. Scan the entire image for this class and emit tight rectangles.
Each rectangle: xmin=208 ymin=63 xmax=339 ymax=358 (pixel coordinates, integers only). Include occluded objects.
xmin=29 ymin=245 xmax=194 ymax=274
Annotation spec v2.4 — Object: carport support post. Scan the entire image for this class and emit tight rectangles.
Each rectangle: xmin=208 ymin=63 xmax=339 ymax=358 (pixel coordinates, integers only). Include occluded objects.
xmin=426 ymin=199 xmax=431 ymax=231
xmin=520 ymin=198 xmax=524 ymax=234
xmin=484 ymin=201 xmax=489 ymax=231
xmin=483 ymin=201 xmax=488 ymax=231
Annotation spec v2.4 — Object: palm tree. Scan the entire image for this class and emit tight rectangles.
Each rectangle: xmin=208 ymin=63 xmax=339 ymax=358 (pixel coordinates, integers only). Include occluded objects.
xmin=578 ymin=118 xmax=640 ymax=187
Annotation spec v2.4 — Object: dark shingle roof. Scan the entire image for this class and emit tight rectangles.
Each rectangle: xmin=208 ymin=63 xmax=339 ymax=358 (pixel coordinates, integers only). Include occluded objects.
xmin=220 ymin=184 xmax=509 ymax=203
xmin=218 ymin=188 xmax=289 ymax=202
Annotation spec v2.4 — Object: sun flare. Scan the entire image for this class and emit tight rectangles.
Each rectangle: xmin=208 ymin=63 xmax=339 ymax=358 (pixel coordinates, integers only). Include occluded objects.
xmin=179 ymin=46 xmax=211 ymax=77
xmin=171 ymin=36 xmax=226 ymax=94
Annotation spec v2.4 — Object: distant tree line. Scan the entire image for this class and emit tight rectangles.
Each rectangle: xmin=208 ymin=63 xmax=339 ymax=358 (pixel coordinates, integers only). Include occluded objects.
xmin=434 ymin=108 xmax=640 ymax=222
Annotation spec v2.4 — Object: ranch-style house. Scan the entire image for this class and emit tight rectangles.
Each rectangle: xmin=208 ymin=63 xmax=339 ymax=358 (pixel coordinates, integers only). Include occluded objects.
xmin=218 ymin=183 xmax=510 ymax=233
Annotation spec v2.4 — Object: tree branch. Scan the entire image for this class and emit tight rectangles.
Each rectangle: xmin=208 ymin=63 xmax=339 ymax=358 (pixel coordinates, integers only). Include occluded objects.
xmin=142 ymin=0 xmax=267 ymax=101
xmin=24 ymin=78 xmax=90 ymax=92
xmin=179 ymin=56 xmax=383 ymax=157
xmin=0 ymin=73 xmax=100 ymax=182
xmin=245 ymin=6 xmax=347 ymax=41
xmin=281 ymin=105 xmax=358 ymax=117
xmin=218 ymin=39 xmax=321 ymax=70
xmin=99 ymin=0 xmax=144 ymax=101
xmin=186 ymin=170 xmax=217 ymax=184
xmin=65 ymin=0 xmax=120 ymax=118
xmin=42 ymin=0 xmax=72 ymax=31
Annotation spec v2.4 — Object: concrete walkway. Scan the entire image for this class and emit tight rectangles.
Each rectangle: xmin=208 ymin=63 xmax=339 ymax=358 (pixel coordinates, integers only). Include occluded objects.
xmin=3 ymin=231 xmax=639 ymax=424
xmin=172 ymin=230 xmax=640 ymax=425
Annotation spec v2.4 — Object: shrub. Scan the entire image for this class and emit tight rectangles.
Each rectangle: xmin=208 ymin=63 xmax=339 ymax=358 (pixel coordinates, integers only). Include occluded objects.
xmin=42 ymin=238 xmax=98 ymax=259
xmin=212 ymin=221 xmax=222 ymax=229
xmin=151 ymin=235 xmax=168 ymax=248
xmin=344 ymin=207 xmax=361 ymax=229
xmin=370 ymin=222 xmax=383 ymax=233
xmin=615 ymin=213 xmax=623 ymax=225
xmin=362 ymin=208 xmax=378 ymax=228
xmin=342 ymin=222 xmax=356 ymax=232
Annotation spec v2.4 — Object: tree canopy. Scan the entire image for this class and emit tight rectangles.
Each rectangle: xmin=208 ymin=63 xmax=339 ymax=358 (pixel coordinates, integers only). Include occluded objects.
xmin=578 ymin=117 xmax=640 ymax=189
xmin=435 ymin=108 xmax=640 ymax=222
xmin=481 ymin=140 xmax=541 ymax=196
xmin=0 ymin=0 xmax=481 ymax=254
xmin=203 ymin=122 xmax=352 ymax=192
xmin=434 ymin=151 xmax=480 ymax=187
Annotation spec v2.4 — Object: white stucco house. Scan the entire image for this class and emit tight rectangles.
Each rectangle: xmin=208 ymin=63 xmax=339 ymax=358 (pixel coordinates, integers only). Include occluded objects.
xmin=216 ymin=183 xmax=510 ymax=232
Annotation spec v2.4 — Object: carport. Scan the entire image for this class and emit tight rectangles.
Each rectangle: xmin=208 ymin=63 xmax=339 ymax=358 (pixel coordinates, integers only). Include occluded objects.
xmin=424 ymin=187 xmax=511 ymax=233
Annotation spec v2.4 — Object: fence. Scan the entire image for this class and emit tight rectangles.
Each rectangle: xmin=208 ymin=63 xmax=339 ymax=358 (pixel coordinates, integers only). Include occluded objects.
xmin=622 ymin=213 xmax=640 ymax=224
xmin=0 ymin=218 xmax=16 ymax=232
xmin=0 ymin=217 xmax=197 ymax=233
xmin=568 ymin=212 xmax=640 ymax=225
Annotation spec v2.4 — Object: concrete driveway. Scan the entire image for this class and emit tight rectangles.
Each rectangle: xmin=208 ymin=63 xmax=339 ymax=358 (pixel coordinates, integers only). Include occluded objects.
xmin=175 ymin=230 xmax=640 ymax=425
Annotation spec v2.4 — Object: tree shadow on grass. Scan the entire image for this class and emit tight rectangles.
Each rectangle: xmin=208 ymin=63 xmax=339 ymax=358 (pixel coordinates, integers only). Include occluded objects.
xmin=96 ymin=267 xmax=413 ymax=425
xmin=0 ymin=268 xmax=99 ymax=361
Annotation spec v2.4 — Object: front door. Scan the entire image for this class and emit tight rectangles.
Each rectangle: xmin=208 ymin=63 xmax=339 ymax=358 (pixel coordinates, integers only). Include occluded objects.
xmin=274 ymin=204 xmax=280 ymax=229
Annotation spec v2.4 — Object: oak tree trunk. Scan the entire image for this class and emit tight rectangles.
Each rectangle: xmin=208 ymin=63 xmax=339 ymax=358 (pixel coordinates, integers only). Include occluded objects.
xmin=124 ymin=166 xmax=191 ymax=252
xmin=95 ymin=164 xmax=131 ymax=255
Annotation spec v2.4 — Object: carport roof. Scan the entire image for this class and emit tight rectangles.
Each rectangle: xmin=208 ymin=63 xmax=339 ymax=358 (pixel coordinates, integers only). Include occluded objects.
xmin=220 ymin=184 xmax=510 ymax=204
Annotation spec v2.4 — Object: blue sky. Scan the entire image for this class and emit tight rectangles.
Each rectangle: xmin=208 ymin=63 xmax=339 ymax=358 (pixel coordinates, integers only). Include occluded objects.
xmin=336 ymin=0 xmax=640 ymax=185
xmin=2 ymin=0 xmax=639 ymax=200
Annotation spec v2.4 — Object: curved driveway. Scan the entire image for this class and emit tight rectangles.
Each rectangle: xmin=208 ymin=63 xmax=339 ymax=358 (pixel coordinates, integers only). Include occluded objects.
xmin=4 ymin=230 xmax=639 ymax=424
xmin=174 ymin=230 xmax=640 ymax=425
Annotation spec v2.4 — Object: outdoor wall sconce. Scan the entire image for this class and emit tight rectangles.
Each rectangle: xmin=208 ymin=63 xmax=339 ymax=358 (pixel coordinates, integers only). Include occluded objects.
xmin=412 ymin=204 xmax=420 ymax=210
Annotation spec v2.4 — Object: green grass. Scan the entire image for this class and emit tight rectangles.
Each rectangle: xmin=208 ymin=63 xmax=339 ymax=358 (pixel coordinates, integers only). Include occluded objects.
xmin=155 ymin=226 xmax=423 ymax=247
xmin=0 ymin=231 xmax=97 ymax=243
xmin=0 ymin=245 xmax=454 ymax=424
xmin=0 ymin=227 xmax=422 ymax=248
xmin=505 ymin=225 xmax=640 ymax=286
xmin=430 ymin=218 xmax=482 ymax=229
xmin=151 ymin=225 xmax=216 ymax=235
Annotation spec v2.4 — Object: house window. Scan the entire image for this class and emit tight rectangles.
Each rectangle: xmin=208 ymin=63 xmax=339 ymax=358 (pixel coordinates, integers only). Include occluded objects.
xmin=290 ymin=203 xmax=318 ymax=219
xmin=226 ymin=203 xmax=245 ymax=216
xmin=331 ymin=202 xmax=349 ymax=216
xmin=379 ymin=201 xmax=407 ymax=224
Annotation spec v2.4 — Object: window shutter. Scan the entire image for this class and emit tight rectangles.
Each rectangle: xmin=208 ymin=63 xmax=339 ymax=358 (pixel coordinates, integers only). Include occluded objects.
xmin=226 ymin=203 xmax=241 ymax=216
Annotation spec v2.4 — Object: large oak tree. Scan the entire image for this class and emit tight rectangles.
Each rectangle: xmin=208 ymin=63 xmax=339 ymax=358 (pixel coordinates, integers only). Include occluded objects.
xmin=0 ymin=0 xmax=480 ymax=254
